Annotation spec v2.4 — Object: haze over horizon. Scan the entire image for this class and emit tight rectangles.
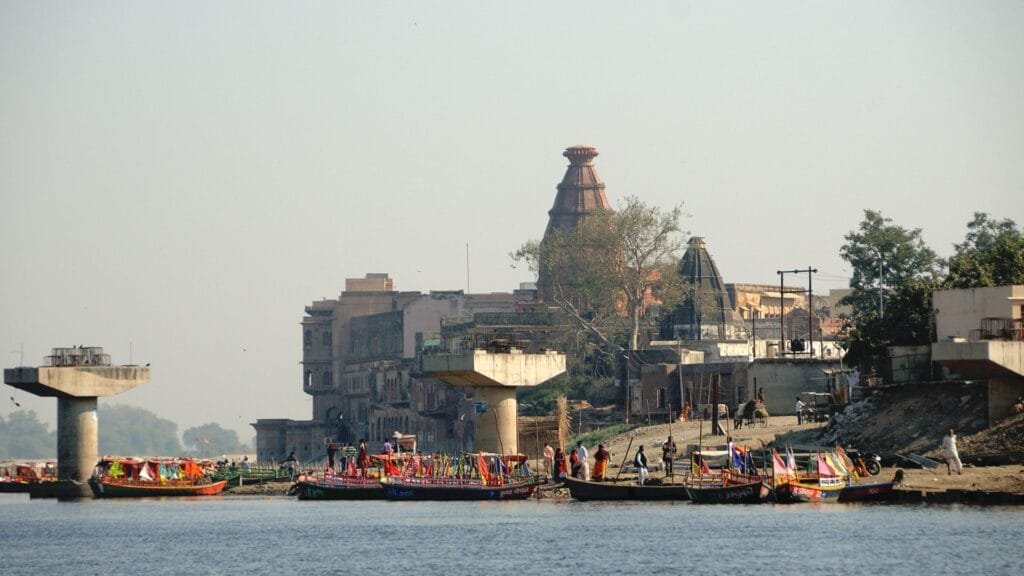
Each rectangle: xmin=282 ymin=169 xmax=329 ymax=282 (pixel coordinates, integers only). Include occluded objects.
xmin=2 ymin=1 xmax=1022 ymax=443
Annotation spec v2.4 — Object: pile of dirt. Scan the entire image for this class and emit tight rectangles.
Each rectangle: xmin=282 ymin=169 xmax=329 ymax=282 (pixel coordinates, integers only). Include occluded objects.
xmin=817 ymin=381 xmax=989 ymax=455
xmin=955 ymin=411 xmax=1024 ymax=456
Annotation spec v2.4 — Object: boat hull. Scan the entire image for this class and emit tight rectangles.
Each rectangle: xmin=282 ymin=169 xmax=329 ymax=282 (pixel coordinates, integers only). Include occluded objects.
xmin=686 ymin=481 xmax=769 ymax=504
xmin=838 ymin=481 xmax=895 ymax=502
xmin=382 ymin=477 xmax=541 ymax=501
xmin=562 ymin=476 xmax=690 ymax=501
xmin=0 ymin=480 xmax=32 ymax=493
xmin=778 ymin=480 xmax=844 ymax=503
xmin=89 ymin=478 xmax=228 ymax=498
xmin=293 ymin=477 xmax=385 ymax=500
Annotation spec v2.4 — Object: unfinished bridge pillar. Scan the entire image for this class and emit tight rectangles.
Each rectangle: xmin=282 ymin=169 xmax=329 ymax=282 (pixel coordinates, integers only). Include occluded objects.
xmin=4 ymin=346 xmax=149 ymax=497
xmin=422 ymin=345 xmax=565 ymax=455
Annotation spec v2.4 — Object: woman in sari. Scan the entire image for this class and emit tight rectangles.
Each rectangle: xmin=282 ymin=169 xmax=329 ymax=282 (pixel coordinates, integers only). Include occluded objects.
xmin=553 ymin=447 xmax=567 ymax=480
xmin=592 ymin=444 xmax=610 ymax=481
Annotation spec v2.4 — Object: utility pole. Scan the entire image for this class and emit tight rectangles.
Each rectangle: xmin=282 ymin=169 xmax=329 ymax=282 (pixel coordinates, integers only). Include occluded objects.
xmin=876 ymin=250 xmax=884 ymax=319
xmin=777 ymin=267 xmax=818 ymax=356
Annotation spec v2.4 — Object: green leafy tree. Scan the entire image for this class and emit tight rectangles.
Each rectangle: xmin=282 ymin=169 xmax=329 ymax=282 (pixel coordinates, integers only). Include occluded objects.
xmin=0 ymin=410 xmax=56 ymax=459
xmin=182 ymin=423 xmax=244 ymax=456
xmin=98 ymin=404 xmax=181 ymax=456
xmin=839 ymin=210 xmax=942 ymax=365
xmin=514 ymin=196 xmax=686 ymax=351
xmin=945 ymin=213 xmax=1024 ymax=288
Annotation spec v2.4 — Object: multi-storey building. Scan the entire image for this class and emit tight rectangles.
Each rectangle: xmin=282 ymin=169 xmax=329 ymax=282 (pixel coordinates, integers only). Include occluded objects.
xmin=253 ymin=274 xmax=558 ymax=463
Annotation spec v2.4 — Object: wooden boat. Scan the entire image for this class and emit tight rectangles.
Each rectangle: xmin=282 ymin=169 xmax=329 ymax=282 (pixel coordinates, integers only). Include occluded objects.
xmin=1 ymin=463 xmax=56 ymax=493
xmin=562 ymin=476 xmax=691 ymax=501
xmin=381 ymin=475 xmax=542 ymax=500
xmin=293 ymin=474 xmax=385 ymax=500
xmin=89 ymin=457 xmax=226 ymax=498
xmin=89 ymin=477 xmax=228 ymax=497
xmin=686 ymin=474 xmax=770 ymax=504
xmin=838 ymin=480 xmax=895 ymax=502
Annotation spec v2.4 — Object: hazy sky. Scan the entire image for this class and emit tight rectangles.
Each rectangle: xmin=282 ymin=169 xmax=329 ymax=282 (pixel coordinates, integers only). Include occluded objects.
xmin=2 ymin=1 xmax=1022 ymax=442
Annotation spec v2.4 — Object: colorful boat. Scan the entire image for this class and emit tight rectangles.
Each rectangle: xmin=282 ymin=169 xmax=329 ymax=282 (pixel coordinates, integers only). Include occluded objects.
xmin=89 ymin=457 xmax=226 ymax=498
xmin=0 ymin=463 xmax=56 ymax=493
xmin=89 ymin=477 xmax=228 ymax=497
xmin=382 ymin=452 xmax=542 ymax=501
xmin=777 ymin=476 xmax=846 ymax=503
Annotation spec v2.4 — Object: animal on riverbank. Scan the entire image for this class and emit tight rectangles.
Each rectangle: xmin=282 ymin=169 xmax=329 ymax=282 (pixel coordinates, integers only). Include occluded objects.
xmin=892 ymin=468 xmax=905 ymax=488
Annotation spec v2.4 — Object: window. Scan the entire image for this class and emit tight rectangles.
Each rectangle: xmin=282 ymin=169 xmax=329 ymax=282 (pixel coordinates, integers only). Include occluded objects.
xmin=322 ymin=331 xmax=332 ymax=347
xmin=304 ymin=330 xmax=312 ymax=349
xmin=322 ymin=371 xmax=332 ymax=387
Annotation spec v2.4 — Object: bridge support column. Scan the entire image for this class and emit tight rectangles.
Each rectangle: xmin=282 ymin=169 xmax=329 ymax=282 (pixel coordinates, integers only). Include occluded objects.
xmin=57 ymin=396 xmax=99 ymax=483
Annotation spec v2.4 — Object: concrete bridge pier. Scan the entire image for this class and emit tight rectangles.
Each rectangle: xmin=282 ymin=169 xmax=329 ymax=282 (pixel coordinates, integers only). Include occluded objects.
xmin=57 ymin=396 xmax=99 ymax=485
xmin=4 ymin=346 xmax=149 ymax=498
xmin=422 ymin=345 xmax=566 ymax=455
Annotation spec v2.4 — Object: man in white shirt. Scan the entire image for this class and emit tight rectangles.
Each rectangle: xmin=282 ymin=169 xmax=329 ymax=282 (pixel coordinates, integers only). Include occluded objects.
xmin=576 ymin=441 xmax=590 ymax=481
xmin=795 ymin=396 xmax=806 ymax=425
xmin=942 ymin=428 xmax=963 ymax=475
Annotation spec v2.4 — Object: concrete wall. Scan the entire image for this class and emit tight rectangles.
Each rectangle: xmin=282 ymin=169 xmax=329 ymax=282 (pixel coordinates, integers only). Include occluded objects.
xmin=747 ymin=358 xmax=843 ymax=415
xmin=934 ymin=285 xmax=1024 ymax=341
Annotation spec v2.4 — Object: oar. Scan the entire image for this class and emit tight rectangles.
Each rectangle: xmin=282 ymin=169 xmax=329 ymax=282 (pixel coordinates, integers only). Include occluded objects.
xmin=614 ymin=437 xmax=634 ymax=483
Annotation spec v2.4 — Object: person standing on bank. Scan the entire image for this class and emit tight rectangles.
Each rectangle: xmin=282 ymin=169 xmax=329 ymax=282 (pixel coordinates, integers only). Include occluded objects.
xmin=943 ymin=428 xmax=963 ymax=475
xmin=284 ymin=451 xmax=298 ymax=482
xmin=543 ymin=443 xmax=555 ymax=476
xmin=662 ymin=436 xmax=677 ymax=477
xmin=795 ymin=396 xmax=806 ymax=425
xmin=634 ymin=445 xmax=649 ymax=486
xmin=553 ymin=447 xmax=567 ymax=480
xmin=593 ymin=444 xmax=610 ymax=481
xmin=576 ymin=441 xmax=590 ymax=481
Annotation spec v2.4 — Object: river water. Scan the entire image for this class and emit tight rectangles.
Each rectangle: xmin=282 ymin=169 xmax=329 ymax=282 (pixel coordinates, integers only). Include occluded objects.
xmin=2 ymin=494 xmax=1022 ymax=575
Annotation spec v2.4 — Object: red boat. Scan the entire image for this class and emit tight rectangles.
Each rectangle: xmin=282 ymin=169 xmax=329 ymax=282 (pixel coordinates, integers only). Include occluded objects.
xmin=88 ymin=457 xmax=226 ymax=498
xmin=89 ymin=477 xmax=228 ymax=497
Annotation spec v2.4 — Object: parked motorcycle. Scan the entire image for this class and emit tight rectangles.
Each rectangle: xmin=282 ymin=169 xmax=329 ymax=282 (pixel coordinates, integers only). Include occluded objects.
xmin=845 ymin=449 xmax=882 ymax=475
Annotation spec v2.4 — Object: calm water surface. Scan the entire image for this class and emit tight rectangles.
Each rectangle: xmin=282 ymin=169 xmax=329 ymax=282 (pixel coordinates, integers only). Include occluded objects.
xmin=2 ymin=494 xmax=1022 ymax=575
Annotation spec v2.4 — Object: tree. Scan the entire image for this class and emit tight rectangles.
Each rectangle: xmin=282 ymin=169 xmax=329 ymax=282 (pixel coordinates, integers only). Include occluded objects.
xmin=182 ymin=423 xmax=244 ymax=456
xmin=945 ymin=212 xmax=1024 ymax=289
xmin=98 ymin=404 xmax=181 ymax=456
xmin=0 ymin=410 xmax=56 ymax=459
xmin=514 ymin=196 xmax=686 ymax=351
xmin=839 ymin=210 xmax=942 ymax=364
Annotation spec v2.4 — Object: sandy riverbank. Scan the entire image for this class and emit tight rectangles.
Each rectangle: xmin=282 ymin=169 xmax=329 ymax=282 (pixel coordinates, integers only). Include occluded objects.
xmin=584 ymin=415 xmax=1024 ymax=495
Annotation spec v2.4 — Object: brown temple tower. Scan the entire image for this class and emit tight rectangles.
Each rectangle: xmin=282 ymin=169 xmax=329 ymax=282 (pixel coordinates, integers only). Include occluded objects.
xmin=537 ymin=145 xmax=613 ymax=300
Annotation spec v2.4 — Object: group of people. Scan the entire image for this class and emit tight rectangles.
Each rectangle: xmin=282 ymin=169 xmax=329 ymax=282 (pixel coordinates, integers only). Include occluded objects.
xmin=544 ymin=442 xmax=599 ymax=481
xmin=542 ymin=435 xmax=678 ymax=486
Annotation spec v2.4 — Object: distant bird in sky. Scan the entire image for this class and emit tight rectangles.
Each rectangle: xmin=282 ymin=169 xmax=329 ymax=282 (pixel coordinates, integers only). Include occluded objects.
xmin=9 ymin=396 xmax=20 ymax=407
